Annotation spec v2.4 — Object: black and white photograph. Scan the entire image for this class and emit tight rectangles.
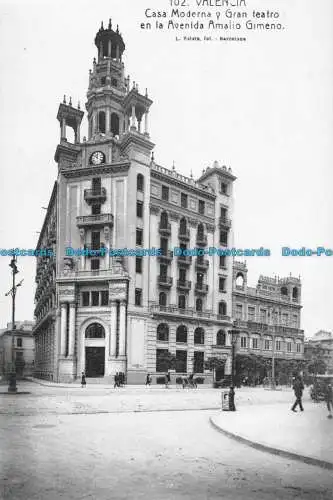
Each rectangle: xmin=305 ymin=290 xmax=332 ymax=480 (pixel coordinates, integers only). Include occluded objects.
xmin=0 ymin=0 xmax=332 ymax=498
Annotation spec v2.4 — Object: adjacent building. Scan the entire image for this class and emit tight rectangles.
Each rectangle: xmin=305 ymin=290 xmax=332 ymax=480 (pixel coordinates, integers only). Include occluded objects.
xmin=0 ymin=321 xmax=35 ymax=377
xmin=33 ymin=21 xmax=236 ymax=383
xmin=304 ymin=330 xmax=333 ymax=374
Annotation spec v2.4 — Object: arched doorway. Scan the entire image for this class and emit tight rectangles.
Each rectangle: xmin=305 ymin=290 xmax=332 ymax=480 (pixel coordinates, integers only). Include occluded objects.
xmin=85 ymin=323 xmax=105 ymax=377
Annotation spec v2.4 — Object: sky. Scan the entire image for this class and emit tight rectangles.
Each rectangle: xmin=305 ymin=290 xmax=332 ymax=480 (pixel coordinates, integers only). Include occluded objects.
xmin=0 ymin=0 xmax=332 ymax=337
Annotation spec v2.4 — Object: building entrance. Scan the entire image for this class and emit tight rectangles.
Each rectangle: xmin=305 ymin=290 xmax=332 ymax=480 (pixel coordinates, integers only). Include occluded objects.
xmin=85 ymin=347 xmax=105 ymax=377
xmin=216 ymin=366 xmax=225 ymax=382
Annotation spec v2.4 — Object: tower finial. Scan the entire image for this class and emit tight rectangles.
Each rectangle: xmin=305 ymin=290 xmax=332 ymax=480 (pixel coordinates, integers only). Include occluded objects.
xmin=77 ymin=101 xmax=81 ymax=110
xmin=151 ymin=152 xmax=155 ymax=163
xmin=116 ymin=24 xmax=119 ymax=33
xmin=190 ymin=170 xmax=193 ymax=179
xmin=63 ymin=95 xmax=66 ymax=104
xmin=172 ymin=161 xmax=175 ymax=171
xmin=145 ymin=88 xmax=148 ymax=98
xmin=69 ymin=96 xmax=72 ymax=106
xmin=108 ymin=18 xmax=112 ymax=29
xmin=101 ymin=21 xmax=104 ymax=30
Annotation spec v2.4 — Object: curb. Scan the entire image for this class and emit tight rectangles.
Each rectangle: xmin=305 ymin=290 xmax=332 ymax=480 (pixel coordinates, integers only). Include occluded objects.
xmin=209 ymin=416 xmax=333 ymax=471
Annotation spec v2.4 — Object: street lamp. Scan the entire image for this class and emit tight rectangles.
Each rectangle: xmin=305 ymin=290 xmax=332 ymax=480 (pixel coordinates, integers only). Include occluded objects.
xmin=5 ymin=256 xmax=23 ymax=393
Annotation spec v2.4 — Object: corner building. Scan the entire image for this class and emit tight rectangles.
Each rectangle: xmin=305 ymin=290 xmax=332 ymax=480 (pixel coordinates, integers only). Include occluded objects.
xmin=33 ymin=22 xmax=236 ymax=383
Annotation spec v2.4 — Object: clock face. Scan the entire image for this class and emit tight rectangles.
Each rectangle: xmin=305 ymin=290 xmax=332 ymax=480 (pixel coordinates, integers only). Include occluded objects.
xmin=90 ymin=151 xmax=105 ymax=165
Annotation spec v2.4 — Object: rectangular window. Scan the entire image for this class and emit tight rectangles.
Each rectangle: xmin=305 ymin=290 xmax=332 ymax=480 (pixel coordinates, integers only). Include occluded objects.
xmin=136 ymin=257 xmax=142 ymax=274
xmin=156 ymin=348 xmax=169 ymax=372
xmin=179 ymin=268 xmax=186 ymax=282
xmin=276 ymin=340 xmax=281 ymax=351
xmin=220 ymin=207 xmax=227 ymax=218
xmin=219 ymin=277 xmax=225 ymax=292
xmin=176 ymin=350 xmax=187 ymax=373
xmin=197 ymin=272 xmax=203 ymax=287
xmin=135 ymin=288 xmax=142 ymax=306
xmin=136 ymin=201 xmax=143 ymax=218
xmin=252 ymin=338 xmax=259 ymax=349
xmin=219 ymin=256 xmax=226 ymax=268
xmin=219 ymin=231 xmax=228 ymax=245
xmin=91 ymin=231 xmax=100 ymax=250
xmin=282 ymin=313 xmax=288 ymax=325
xmin=235 ymin=304 xmax=243 ymax=320
xmin=193 ymin=351 xmax=204 ymax=374
xmin=101 ymin=291 xmax=109 ymax=306
xmin=92 ymin=177 xmax=101 ymax=194
xmin=181 ymin=193 xmax=188 ymax=208
xmin=296 ymin=343 xmax=301 ymax=353
xmin=136 ymin=228 xmax=143 ymax=246
xmin=292 ymin=315 xmax=298 ymax=327
xmin=248 ymin=307 xmax=255 ymax=322
xmin=91 ymin=259 xmax=100 ymax=271
xmin=91 ymin=291 xmax=99 ymax=306
xmin=198 ymin=200 xmax=205 ymax=215
xmin=260 ymin=309 xmax=267 ymax=323
xmin=92 ymin=204 xmax=101 ymax=215
xmin=162 ymin=185 xmax=169 ymax=201
xmin=17 ymin=338 xmax=22 ymax=347
xmin=220 ymin=182 xmax=228 ymax=194
xmin=160 ymin=264 xmax=168 ymax=279
xmin=264 ymin=339 xmax=270 ymax=350
xmin=82 ymin=292 xmax=90 ymax=307
xmin=160 ymin=237 xmax=168 ymax=254
xmin=241 ymin=337 xmax=247 ymax=348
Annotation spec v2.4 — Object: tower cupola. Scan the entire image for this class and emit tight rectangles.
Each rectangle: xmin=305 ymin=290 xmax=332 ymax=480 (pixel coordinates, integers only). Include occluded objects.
xmin=94 ymin=19 xmax=125 ymax=63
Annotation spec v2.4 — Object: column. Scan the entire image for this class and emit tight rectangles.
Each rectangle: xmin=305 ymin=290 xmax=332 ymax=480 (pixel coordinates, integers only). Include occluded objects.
xmin=106 ymin=110 xmax=110 ymax=135
xmin=75 ymin=122 xmax=80 ymax=143
xmin=116 ymin=44 xmax=119 ymax=61
xmin=119 ymin=301 xmax=126 ymax=357
xmin=60 ymin=303 xmax=67 ymax=356
xmin=99 ymin=42 xmax=103 ymax=61
xmin=68 ymin=303 xmax=76 ymax=357
xmin=61 ymin=119 xmax=66 ymax=140
xmin=144 ymin=111 xmax=149 ymax=135
xmin=105 ymin=324 xmax=110 ymax=373
xmin=110 ymin=301 xmax=117 ymax=356
xmin=108 ymin=40 xmax=112 ymax=57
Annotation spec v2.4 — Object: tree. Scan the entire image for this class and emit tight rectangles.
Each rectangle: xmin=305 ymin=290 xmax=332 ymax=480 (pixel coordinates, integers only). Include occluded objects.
xmin=204 ymin=357 xmax=226 ymax=383
xmin=156 ymin=351 xmax=176 ymax=372
xmin=305 ymin=345 xmax=327 ymax=377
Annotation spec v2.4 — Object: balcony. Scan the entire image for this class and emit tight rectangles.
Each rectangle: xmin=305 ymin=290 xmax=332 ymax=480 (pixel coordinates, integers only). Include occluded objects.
xmin=195 ymin=283 xmax=209 ymax=295
xmin=76 ymin=213 xmax=114 ymax=228
xmin=158 ymin=223 xmax=171 ymax=236
xmin=150 ymin=303 xmax=231 ymax=323
xmin=196 ymin=234 xmax=208 ymax=247
xmin=219 ymin=216 xmax=232 ymax=228
xmin=177 ymin=279 xmax=192 ymax=291
xmin=158 ymin=250 xmax=173 ymax=263
xmin=195 ymin=258 xmax=209 ymax=272
xmin=158 ymin=275 xmax=173 ymax=288
xmin=84 ymin=188 xmax=107 ymax=205
xmin=177 ymin=255 xmax=192 ymax=266
xmin=178 ymin=229 xmax=190 ymax=242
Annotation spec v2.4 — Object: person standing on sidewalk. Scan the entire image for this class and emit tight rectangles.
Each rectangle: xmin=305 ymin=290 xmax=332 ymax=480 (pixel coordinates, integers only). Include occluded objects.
xmin=229 ymin=386 xmax=236 ymax=411
xmin=291 ymin=376 xmax=304 ymax=412
xmin=81 ymin=372 xmax=86 ymax=388
xmin=325 ymin=382 xmax=333 ymax=419
xmin=146 ymin=373 xmax=152 ymax=386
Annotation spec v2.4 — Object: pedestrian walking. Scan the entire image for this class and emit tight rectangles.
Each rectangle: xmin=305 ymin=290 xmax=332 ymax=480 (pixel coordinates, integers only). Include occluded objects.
xmin=325 ymin=382 xmax=333 ymax=419
xmin=229 ymin=386 xmax=236 ymax=411
xmin=146 ymin=373 xmax=152 ymax=386
xmin=81 ymin=372 xmax=86 ymax=388
xmin=114 ymin=372 xmax=119 ymax=388
xmin=165 ymin=372 xmax=170 ymax=389
xmin=291 ymin=376 xmax=304 ymax=412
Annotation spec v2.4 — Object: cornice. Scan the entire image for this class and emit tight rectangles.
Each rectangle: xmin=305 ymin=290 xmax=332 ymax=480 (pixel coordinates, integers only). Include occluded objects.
xmin=61 ymin=161 xmax=130 ymax=178
xmin=149 ymin=200 xmax=215 ymax=226
xmin=151 ymin=168 xmax=216 ymax=201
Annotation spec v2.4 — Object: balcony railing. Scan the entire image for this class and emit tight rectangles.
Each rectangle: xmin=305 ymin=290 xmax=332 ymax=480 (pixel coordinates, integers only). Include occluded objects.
xmin=219 ymin=216 xmax=232 ymax=228
xmin=84 ymin=188 xmax=107 ymax=205
xmin=158 ymin=275 xmax=173 ymax=288
xmin=76 ymin=213 xmax=114 ymax=227
xmin=178 ymin=229 xmax=190 ymax=241
xmin=177 ymin=279 xmax=191 ymax=291
xmin=158 ymin=250 xmax=173 ymax=262
xmin=196 ymin=234 xmax=208 ymax=246
xmin=158 ymin=223 xmax=171 ymax=236
xmin=195 ymin=258 xmax=209 ymax=271
xmin=195 ymin=283 xmax=209 ymax=294
xmin=177 ymin=255 xmax=192 ymax=266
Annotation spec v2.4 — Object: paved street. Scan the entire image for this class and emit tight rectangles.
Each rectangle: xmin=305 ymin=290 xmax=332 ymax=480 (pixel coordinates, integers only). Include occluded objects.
xmin=1 ymin=383 xmax=332 ymax=499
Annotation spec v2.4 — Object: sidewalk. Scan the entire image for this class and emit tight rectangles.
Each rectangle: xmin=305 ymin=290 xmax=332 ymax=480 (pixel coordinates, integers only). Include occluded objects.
xmin=210 ymin=401 xmax=333 ymax=470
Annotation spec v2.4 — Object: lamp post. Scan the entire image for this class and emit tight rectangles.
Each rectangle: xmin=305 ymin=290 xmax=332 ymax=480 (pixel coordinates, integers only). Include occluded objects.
xmin=5 ymin=257 xmax=23 ymax=393
xmin=230 ymin=322 xmax=240 ymax=386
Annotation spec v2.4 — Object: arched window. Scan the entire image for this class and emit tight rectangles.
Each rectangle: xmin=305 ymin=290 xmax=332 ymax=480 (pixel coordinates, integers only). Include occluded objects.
xmin=159 ymin=292 xmax=167 ymax=307
xmin=218 ymin=301 xmax=227 ymax=316
xmin=178 ymin=295 xmax=186 ymax=309
xmin=196 ymin=298 xmax=203 ymax=312
xmin=137 ymin=174 xmax=144 ymax=192
xmin=235 ymin=273 xmax=244 ymax=288
xmin=194 ymin=327 xmax=205 ymax=345
xmin=292 ymin=287 xmax=298 ymax=299
xmin=98 ymin=111 xmax=106 ymax=133
xmin=197 ymin=223 xmax=204 ymax=239
xmin=157 ymin=323 xmax=169 ymax=342
xmin=85 ymin=323 xmax=105 ymax=338
xmin=176 ymin=325 xmax=187 ymax=343
xmin=160 ymin=211 xmax=168 ymax=229
xmin=281 ymin=286 xmax=288 ymax=296
xmin=216 ymin=330 xmax=226 ymax=346
xmin=179 ymin=217 xmax=187 ymax=234
xmin=111 ymin=112 xmax=119 ymax=136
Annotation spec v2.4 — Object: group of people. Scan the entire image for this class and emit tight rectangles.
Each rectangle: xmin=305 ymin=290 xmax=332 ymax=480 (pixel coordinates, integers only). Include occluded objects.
xmin=114 ymin=372 xmax=126 ymax=388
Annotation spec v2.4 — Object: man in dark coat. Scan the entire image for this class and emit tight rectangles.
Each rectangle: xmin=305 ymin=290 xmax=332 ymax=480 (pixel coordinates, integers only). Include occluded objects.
xmin=291 ymin=376 xmax=304 ymax=412
xmin=326 ymin=382 xmax=332 ymax=419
